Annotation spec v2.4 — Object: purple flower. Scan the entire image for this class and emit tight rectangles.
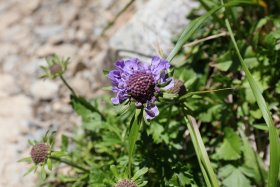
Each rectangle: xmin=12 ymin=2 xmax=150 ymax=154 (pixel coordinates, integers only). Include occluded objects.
xmin=108 ymin=56 xmax=173 ymax=119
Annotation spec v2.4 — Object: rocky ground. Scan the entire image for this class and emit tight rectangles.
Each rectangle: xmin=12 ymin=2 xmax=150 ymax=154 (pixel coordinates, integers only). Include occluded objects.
xmin=0 ymin=0 xmax=197 ymax=186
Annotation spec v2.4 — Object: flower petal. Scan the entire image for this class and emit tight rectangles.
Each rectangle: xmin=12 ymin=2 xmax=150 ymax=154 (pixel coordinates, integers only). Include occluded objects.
xmin=108 ymin=70 xmax=121 ymax=83
xmin=162 ymin=77 xmax=174 ymax=90
xmin=115 ymin=60 xmax=125 ymax=70
xmin=123 ymin=58 xmax=144 ymax=74
xmin=144 ymin=101 xmax=159 ymax=119
xmin=150 ymin=56 xmax=170 ymax=79
xmin=111 ymin=91 xmax=128 ymax=104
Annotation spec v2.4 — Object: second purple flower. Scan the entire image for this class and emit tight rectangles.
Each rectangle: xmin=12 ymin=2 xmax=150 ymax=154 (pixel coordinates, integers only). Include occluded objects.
xmin=108 ymin=56 xmax=174 ymax=119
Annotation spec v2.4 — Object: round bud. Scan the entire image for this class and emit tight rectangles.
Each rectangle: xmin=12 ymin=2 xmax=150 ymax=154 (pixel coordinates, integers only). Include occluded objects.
xmin=49 ymin=64 xmax=62 ymax=75
xmin=115 ymin=179 xmax=137 ymax=187
xmin=167 ymin=79 xmax=186 ymax=96
xmin=30 ymin=143 xmax=49 ymax=164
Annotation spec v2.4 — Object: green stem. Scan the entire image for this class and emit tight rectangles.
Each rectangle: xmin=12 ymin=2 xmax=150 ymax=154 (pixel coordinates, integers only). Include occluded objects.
xmin=49 ymin=156 xmax=89 ymax=173
xmin=60 ymin=75 xmax=77 ymax=96
xmin=128 ymin=109 xmax=143 ymax=178
xmin=183 ymin=106 xmax=219 ymax=187
xmin=221 ymin=1 xmax=280 ymax=186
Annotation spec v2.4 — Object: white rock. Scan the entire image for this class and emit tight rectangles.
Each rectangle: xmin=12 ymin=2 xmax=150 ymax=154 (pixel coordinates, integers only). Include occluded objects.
xmin=0 ymin=74 xmax=19 ymax=97
xmin=31 ymin=80 xmax=59 ymax=100
xmin=109 ymin=0 xmax=199 ymax=56
xmin=70 ymin=74 xmax=92 ymax=97
xmin=35 ymin=25 xmax=64 ymax=42
xmin=37 ymin=44 xmax=77 ymax=57
xmin=0 ymin=11 xmax=20 ymax=31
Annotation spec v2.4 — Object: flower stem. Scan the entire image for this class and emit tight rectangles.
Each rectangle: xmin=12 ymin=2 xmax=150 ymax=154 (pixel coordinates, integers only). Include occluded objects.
xmin=49 ymin=156 xmax=89 ymax=172
xmin=60 ymin=75 xmax=77 ymax=96
xmin=128 ymin=109 xmax=143 ymax=178
xmin=182 ymin=105 xmax=219 ymax=187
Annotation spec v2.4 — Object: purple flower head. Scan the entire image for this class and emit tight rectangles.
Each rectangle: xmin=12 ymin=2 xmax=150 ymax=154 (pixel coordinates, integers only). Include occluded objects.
xmin=108 ymin=56 xmax=173 ymax=119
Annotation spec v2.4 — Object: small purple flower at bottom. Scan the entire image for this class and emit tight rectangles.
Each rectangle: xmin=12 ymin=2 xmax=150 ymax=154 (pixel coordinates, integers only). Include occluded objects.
xmin=108 ymin=56 xmax=173 ymax=119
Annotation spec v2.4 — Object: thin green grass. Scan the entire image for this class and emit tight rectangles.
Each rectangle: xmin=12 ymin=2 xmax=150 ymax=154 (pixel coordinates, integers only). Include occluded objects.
xmin=128 ymin=109 xmax=143 ymax=178
xmin=168 ymin=0 xmax=279 ymax=186
xmin=223 ymin=15 xmax=280 ymax=187
xmin=184 ymin=114 xmax=220 ymax=187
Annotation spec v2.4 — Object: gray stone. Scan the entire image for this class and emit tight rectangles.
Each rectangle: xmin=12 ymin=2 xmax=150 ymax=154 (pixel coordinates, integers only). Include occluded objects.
xmin=0 ymin=94 xmax=35 ymax=186
xmin=31 ymin=80 xmax=59 ymax=100
xmin=35 ymin=25 xmax=64 ymax=42
xmin=0 ymin=11 xmax=20 ymax=31
xmin=37 ymin=44 xmax=77 ymax=57
xmin=0 ymin=74 xmax=20 ymax=96
xmin=109 ymin=0 xmax=198 ymax=56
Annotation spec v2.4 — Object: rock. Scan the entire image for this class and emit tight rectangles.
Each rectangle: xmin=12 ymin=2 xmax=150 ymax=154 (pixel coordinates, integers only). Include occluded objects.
xmin=0 ymin=43 xmax=18 ymax=62
xmin=109 ymin=0 xmax=198 ymax=56
xmin=37 ymin=44 xmax=77 ymax=57
xmin=0 ymin=11 xmax=20 ymax=31
xmin=0 ymin=74 xmax=20 ymax=97
xmin=70 ymin=73 xmax=92 ymax=97
xmin=21 ymin=57 xmax=46 ymax=76
xmin=2 ymin=55 xmax=19 ymax=73
xmin=20 ymin=0 xmax=41 ymax=15
xmin=0 ymin=115 xmax=36 ymax=186
xmin=31 ymin=80 xmax=59 ymax=100
xmin=35 ymin=25 xmax=64 ymax=42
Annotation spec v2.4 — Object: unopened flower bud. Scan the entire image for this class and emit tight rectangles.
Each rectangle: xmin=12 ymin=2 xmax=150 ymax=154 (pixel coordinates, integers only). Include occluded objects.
xmin=167 ymin=79 xmax=186 ymax=96
xmin=115 ymin=179 xmax=137 ymax=187
xmin=49 ymin=64 xmax=62 ymax=75
xmin=30 ymin=143 xmax=49 ymax=164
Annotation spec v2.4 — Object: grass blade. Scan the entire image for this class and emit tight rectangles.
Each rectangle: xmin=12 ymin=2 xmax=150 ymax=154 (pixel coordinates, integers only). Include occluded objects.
xmin=128 ymin=109 xmax=143 ymax=178
xmin=223 ymin=8 xmax=279 ymax=187
xmin=167 ymin=1 xmax=255 ymax=62
xmin=185 ymin=114 xmax=220 ymax=187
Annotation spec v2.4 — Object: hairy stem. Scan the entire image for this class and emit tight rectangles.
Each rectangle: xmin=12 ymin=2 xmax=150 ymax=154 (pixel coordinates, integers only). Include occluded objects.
xmin=50 ymin=156 xmax=89 ymax=172
xmin=60 ymin=75 xmax=77 ymax=96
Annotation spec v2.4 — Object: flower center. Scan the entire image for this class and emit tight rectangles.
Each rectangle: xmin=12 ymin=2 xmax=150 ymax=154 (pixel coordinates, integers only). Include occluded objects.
xmin=126 ymin=72 xmax=155 ymax=103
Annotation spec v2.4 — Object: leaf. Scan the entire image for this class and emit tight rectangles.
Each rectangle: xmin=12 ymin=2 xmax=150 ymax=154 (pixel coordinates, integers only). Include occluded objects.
xmin=47 ymin=158 xmax=52 ymax=171
xmin=103 ymin=69 xmax=109 ymax=76
xmin=17 ymin=157 xmax=33 ymax=164
xmin=185 ymin=115 xmax=219 ymax=187
xmin=128 ymin=109 xmax=143 ymax=178
xmin=110 ymin=165 xmax=119 ymax=178
xmin=239 ymin=130 xmax=267 ymax=186
xmin=224 ymin=14 xmax=280 ymax=187
xmin=167 ymin=0 xmax=255 ymax=62
xmin=51 ymin=151 xmax=68 ymax=157
xmin=28 ymin=139 xmax=35 ymax=146
xmin=24 ymin=165 xmax=36 ymax=176
xmin=216 ymin=128 xmax=241 ymax=160
xmin=219 ymin=165 xmax=251 ymax=187
xmin=147 ymin=122 xmax=164 ymax=143
xmin=214 ymin=60 xmax=232 ymax=71
xmin=253 ymin=123 xmax=268 ymax=131
xmin=132 ymin=167 xmax=148 ymax=181
xmin=71 ymin=95 xmax=105 ymax=121
xmin=40 ymin=166 xmax=47 ymax=181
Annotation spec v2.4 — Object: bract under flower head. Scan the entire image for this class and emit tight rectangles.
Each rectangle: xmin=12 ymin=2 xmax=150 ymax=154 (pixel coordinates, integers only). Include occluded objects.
xmin=108 ymin=56 xmax=173 ymax=119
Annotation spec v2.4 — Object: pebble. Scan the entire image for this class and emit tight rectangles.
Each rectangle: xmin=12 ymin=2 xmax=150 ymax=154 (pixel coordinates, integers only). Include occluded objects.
xmin=0 ymin=74 xmax=20 ymax=96
xmin=31 ymin=80 xmax=59 ymax=100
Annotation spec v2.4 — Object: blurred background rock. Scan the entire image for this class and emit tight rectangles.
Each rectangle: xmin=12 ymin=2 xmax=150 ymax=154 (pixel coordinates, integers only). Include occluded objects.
xmin=0 ymin=0 xmax=197 ymax=186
